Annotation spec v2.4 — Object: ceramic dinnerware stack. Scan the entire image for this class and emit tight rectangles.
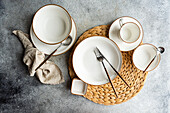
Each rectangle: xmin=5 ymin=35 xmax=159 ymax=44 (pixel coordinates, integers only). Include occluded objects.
xmin=30 ymin=4 xmax=77 ymax=56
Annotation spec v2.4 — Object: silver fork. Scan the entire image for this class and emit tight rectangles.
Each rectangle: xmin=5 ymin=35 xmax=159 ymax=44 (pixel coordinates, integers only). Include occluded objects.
xmin=94 ymin=47 xmax=118 ymax=98
xmin=95 ymin=47 xmax=130 ymax=88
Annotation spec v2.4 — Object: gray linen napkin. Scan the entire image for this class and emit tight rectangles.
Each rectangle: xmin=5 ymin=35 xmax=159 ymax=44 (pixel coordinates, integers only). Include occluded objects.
xmin=13 ymin=30 xmax=64 ymax=84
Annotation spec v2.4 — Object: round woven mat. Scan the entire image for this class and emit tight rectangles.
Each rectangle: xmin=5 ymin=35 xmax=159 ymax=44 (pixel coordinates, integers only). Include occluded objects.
xmin=68 ymin=25 xmax=148 ymax=105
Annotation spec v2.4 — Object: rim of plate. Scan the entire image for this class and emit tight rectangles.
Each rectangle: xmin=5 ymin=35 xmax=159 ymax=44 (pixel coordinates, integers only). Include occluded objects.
xmin=109 ymin=16 xmax=144 ymax=51
xmin=72 ymin=36 xmax=123 ymax=85
xmin=32 ymin=4 xmax=72 ymax=45
xmin=132 ymin=43 xmax=161 ymax=72
xmin=30 ymin=17 xmax=77 ymax=56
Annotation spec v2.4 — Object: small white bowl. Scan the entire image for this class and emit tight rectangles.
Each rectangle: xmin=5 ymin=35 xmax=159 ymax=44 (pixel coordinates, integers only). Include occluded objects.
xmin=71 ymin=78 xmax=87 ymax=96
xmin=32 ymin=4 xmax=72 ymax=45
xmin=133 ymin=44 xmax=161 ymax=71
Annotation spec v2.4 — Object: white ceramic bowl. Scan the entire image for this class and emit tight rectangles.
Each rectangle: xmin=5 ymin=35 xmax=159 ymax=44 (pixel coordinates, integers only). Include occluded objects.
xmin=32 ymin=4 xmax=72 ymax=45
xmin=71 ymin=78 xmax=87 ymax=96
xmin=133 ymin=44 xmax=161 ymax=71
xmin=30 ymin=17 xmax=77 ymax=55
xmin=72 ymin=36 xmax=122 ymax=85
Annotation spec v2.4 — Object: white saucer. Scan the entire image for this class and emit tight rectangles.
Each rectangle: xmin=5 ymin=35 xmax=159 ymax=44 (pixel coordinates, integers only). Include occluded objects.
xmin=30 ymin=18 xmax=77 ymax=55
xmin=72 ymin=36 xmax=122 ymax=85
xmin=109 ymin=16 xmax=144 ymax=51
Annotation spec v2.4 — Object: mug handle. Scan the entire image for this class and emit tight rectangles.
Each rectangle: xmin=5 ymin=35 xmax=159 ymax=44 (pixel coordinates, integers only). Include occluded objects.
xmin=119 ymin=18 xmax=124 ymax=27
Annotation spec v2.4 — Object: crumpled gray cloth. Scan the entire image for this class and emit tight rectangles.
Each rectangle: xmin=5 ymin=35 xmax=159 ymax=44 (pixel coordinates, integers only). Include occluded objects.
xmin=13 ymin=30 xmax=64 ymax=85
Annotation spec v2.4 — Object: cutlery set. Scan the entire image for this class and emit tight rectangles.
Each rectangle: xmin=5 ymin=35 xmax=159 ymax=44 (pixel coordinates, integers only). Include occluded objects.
xmin=94 ymin=47 xmax=130 ymax=97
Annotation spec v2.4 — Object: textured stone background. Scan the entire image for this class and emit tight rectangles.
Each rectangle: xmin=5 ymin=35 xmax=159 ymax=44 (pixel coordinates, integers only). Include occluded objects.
xmin=0 ymin=0 xmax=170 ymax=113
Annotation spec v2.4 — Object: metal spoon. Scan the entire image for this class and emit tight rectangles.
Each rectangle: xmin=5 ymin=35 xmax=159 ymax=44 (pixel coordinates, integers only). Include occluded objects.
xmin=143 ymin=47 xmax=165 ymax=73
xmin=35 ymin=36 xmax=72 ymax=71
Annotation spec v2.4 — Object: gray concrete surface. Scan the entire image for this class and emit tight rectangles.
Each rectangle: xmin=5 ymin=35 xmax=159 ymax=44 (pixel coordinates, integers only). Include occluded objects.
xmin=0 ymin=0 xmax=170 ymax=113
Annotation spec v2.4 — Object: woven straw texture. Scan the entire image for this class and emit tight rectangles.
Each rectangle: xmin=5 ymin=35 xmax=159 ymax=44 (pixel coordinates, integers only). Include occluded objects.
xmin=68 ymin=25 xmax=148 ymax=105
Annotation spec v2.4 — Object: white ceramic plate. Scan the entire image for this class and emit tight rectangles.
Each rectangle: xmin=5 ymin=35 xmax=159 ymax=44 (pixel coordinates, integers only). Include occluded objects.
xmin=72 ymin=36 xmax=122 ymax=85
xmin=30 ymin=18 xmax=77 ymax=55
xmin=109 ymin=16 xmax=144 ymax=51
xmin=133 ymin=44 xmax=161 ymax=71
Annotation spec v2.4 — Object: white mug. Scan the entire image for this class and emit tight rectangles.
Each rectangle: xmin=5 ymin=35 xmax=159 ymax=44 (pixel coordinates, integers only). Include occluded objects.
xmin=118 ymin=19 xmax=141 ymax=43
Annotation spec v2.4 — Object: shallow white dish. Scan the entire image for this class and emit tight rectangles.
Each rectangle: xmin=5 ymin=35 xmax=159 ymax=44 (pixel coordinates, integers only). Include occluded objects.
xmin=32 ymin=4 xmax=72 ymax=44
xmin=30 ymin=18 xmax=77 ymax=55
xmin=71 ymin=78 xmax=87 ymax=95
xmin=133 ymin=44 xmax=161 ymax=71
xmin=109 ymin=16 xmax=144 ymax=51
xmin=72 ymin=36 xmax=122 ymax=85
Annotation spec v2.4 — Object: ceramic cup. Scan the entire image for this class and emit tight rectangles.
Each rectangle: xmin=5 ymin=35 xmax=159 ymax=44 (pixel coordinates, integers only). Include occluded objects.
xmin=32 ymin=4 xmax=72 ymax=45
xmin=132 ymin=44 xmax=161 ymax=72
xmin=118 ymin=19 xmax=141 ymax=43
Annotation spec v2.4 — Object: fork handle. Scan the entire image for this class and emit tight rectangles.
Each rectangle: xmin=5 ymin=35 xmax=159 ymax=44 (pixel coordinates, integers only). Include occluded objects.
xmin=101 ymin=61 xmax=118 ymax=98
xmin=35 ymin=44 xmax=62 ymax=71
xmin=143 ymin=55 xmax=157 ymax=73
xmin=104 ymin=58 xmax=130 ymax=88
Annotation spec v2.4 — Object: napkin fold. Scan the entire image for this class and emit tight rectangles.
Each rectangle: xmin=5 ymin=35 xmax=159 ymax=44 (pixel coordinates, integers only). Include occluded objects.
xmin=13 ymin=30 xmax=64 ymax=85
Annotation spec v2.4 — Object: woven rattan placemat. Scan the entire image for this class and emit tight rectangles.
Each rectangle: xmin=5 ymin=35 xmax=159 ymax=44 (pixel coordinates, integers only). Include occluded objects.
xmin=68 ymin=25 xmax=148 ymax=105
